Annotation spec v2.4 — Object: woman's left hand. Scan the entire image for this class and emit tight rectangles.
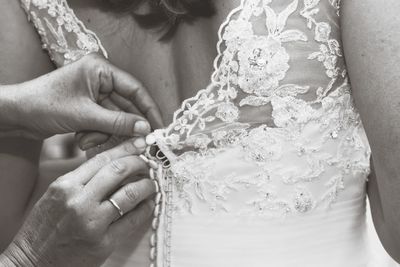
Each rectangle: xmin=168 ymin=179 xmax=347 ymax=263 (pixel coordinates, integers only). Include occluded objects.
xmin=1 ymin=138 xmax=156 ymax=267
xmin=0 ymin=54 xmax=163 ymax=148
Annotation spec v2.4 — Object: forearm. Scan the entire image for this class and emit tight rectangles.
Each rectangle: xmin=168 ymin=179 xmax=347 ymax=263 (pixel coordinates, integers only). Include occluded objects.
xmin=0 ymin=84 xmax=25 ymax=132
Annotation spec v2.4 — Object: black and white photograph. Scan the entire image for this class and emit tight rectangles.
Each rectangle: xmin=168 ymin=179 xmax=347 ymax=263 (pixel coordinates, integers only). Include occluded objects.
xmin=0 ymin=0 xmax=400 ymax=266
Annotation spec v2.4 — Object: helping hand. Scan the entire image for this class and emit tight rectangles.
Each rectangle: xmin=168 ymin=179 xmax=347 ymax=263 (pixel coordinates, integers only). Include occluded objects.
xmin=2 ymin=138 xmax=155 ymax=267
xmin=0 ymin=54 xmax=163 ymax=148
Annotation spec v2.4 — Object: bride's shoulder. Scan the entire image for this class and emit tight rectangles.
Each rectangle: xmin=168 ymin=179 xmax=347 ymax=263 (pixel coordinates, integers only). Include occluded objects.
xmin=0 ymin=0 xmax=54 ymax=84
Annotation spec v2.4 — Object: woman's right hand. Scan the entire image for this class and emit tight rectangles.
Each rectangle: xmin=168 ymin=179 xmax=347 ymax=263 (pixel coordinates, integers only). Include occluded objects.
xmin=1 ymin=137 xmax=155 ymax=267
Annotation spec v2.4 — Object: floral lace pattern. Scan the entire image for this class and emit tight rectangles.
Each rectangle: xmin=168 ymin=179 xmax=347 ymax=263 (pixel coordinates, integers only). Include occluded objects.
xmin=153 ymin=0 xmax=371 ymax=216
xmin=166 ymin=86 xmax=369 ymax=216
xmin=154 ymin=0 xmax=349 ymax=152
xmin=20 ymin=0 xmax=107 ymax=66
xmin=21 ymin=0 xmax=371 ymax=218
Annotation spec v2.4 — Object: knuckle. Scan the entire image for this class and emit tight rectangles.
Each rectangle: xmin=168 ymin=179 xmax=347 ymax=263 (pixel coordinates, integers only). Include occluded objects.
xmin=81 ymin=54 xmax=111 ymax=82
xmin=108 ymin=159 xmax=127 ymax=175
xmin=127 ymin=82 xmax=143 ymax=103
xmin=64 ymin=200 xmax=87 ymax=225
xmin=75 ymin=221 xmax=104 ymax=244
xmin=124 ymin=184 xmax=141 ymax=203
xmin=65 ymin=199 xmax=79 ymax=213
xmin=94 ymin=65 xmax=111 ymax=84
xmin=48 ymin=179 xmax=74 ymax=199
xmin=112 ymin=111 xmax=128 ymax=134
xmin=82 ymin=220 xmax=101 ymax=237
xmin=93 ymin=153 xmax=111 ymax=166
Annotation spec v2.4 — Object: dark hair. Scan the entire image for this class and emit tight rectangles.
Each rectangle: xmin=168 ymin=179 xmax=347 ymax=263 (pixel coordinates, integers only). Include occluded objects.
xmin=104 ymin=0 xmax=215 ymax=40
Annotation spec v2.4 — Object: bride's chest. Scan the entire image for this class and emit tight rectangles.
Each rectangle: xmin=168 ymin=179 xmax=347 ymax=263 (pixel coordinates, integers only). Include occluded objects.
xmin=67 ymin=0 xmax=240 ymax=124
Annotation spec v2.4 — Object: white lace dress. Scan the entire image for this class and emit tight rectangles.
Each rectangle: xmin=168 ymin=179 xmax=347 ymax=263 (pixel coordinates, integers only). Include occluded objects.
xmin=20 ymin=0 xmax=399 ymax=266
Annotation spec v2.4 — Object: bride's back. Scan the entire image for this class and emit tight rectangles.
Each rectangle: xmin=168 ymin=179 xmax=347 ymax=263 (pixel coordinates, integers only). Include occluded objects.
xmin=65 ymin=0 xmax=343 ymax=126
xmin=63 ymin=0 xmax=239 ymax=124
xmin=3 ymin=0 xmax=397 ymax=266
xmin=59 ymin=1 xmax=371 ymax=266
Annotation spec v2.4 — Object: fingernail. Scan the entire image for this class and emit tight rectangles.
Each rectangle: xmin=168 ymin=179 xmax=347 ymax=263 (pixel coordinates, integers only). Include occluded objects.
xmin=133 ymin=137 xmax=146 ymax=149
xmin=134 ymin=121 xmax=150 ymax=135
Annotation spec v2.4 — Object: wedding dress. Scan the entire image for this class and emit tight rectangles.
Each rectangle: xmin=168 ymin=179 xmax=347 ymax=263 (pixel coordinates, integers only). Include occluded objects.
xmin=20 ymin=0 xmax=399 ymax=266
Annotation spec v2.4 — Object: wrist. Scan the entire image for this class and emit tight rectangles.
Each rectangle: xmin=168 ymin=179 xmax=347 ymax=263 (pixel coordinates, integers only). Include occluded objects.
xmin=0 ymin=254 xmax=16 ymax=267
xmin=1 ymin=241 xmax=37 ymax=267
xmin=0 ymin=252 xmax=16 ymax=267
xmin=0 ymin=84 xmax=25 ymax=131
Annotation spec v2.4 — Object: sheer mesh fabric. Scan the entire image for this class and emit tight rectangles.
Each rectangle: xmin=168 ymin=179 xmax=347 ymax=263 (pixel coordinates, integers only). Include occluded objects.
xmin=20 ymin=1 xmax=386 ymax=266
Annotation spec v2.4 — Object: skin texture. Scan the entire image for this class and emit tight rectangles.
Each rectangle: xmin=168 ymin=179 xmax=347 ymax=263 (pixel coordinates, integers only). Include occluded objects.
xmin=0 ymin=0 xmax=239 ymax=263
xmin=342 ymin=0 xmax=400 ymax=262
xmin=0 ymin=0 xmax=55 ymax=250
xmin=67 ymin=0 xmax=238 ymax=124
xmin=0 ymin=54 xmax=162 ymax=143
xmin=0 ymin=0 xmax=162 ymax=251
xmin=4 ymin=0 xmax=399 ymax=264
xmin=0 ymin=139 xmax=156 ymax=267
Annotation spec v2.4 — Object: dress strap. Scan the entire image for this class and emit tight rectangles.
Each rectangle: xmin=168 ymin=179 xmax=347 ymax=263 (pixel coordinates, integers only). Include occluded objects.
xmin=20 ymin=0 xmax=108 ymax=67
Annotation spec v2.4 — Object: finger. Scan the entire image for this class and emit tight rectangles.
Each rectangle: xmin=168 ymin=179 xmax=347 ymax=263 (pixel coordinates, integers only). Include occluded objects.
xmin=109 ymin=92 xmax=143 ymax=116
xmin=77 ymin=131 xmax=110 ymax=151
xmin=75 ymin=132 xmax=84 ymax=143
xmin=68 ymin=137 xmax=146 ymax=184
xmin=85 ymin=155 xmax=148 ymax=198
xmin=85 ymin=135 xmax=125 ymax=159
xmin=77 ymin=97 xmax=135 ymax=150
xmin=108 ymin=199 xmax=154 ymax=239
xmin=100 ymin=97 xmax=120 ymax=111
xmin=84 ymin=98 xmax=123 ymax=147
xmin=81 ymin=54 xmax=163 ymax=129
xmin=85 ymin=102 xmax=151 ymax=137
xmin=106 ymin=65 xmax=164 ymax=129
xmin=101 ymin=179 xmax=156 ymax=223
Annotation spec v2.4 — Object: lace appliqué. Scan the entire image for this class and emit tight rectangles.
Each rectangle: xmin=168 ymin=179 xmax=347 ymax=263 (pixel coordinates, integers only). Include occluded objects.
xmin=153 ymin=0 xmax=371 ymax=216
xmin=22 ymin=0 xmax=371 ymax=218
xmin=21 ymin=0 xmax=107 ymax=66
xmin=155 ymin=0 xmax=311 ymax=151
xmin=169 ymin=104 xmax=369 ymax=216
xmin=301 ymin=0 xmax=345 ymax=101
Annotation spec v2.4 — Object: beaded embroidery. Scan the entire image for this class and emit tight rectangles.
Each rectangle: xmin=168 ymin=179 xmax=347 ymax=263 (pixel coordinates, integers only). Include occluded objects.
xmin=21 ymin=0 xmax=372 ymax=266
xmin=150 ymin=0 xmax=370 ymax=217
xmin=20 ymin=0 xmax=107 ymax=66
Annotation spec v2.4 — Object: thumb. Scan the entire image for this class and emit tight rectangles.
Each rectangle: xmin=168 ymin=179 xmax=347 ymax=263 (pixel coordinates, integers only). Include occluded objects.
xmin=85 ymin=104 xmax=151 ymax=137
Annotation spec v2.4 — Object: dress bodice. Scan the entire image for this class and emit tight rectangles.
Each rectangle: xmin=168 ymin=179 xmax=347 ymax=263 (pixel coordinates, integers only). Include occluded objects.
xmin=20 ymin=0 xmax=394 ymax=266
xmin=151 ymin=0 xmax=370 ymax=217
